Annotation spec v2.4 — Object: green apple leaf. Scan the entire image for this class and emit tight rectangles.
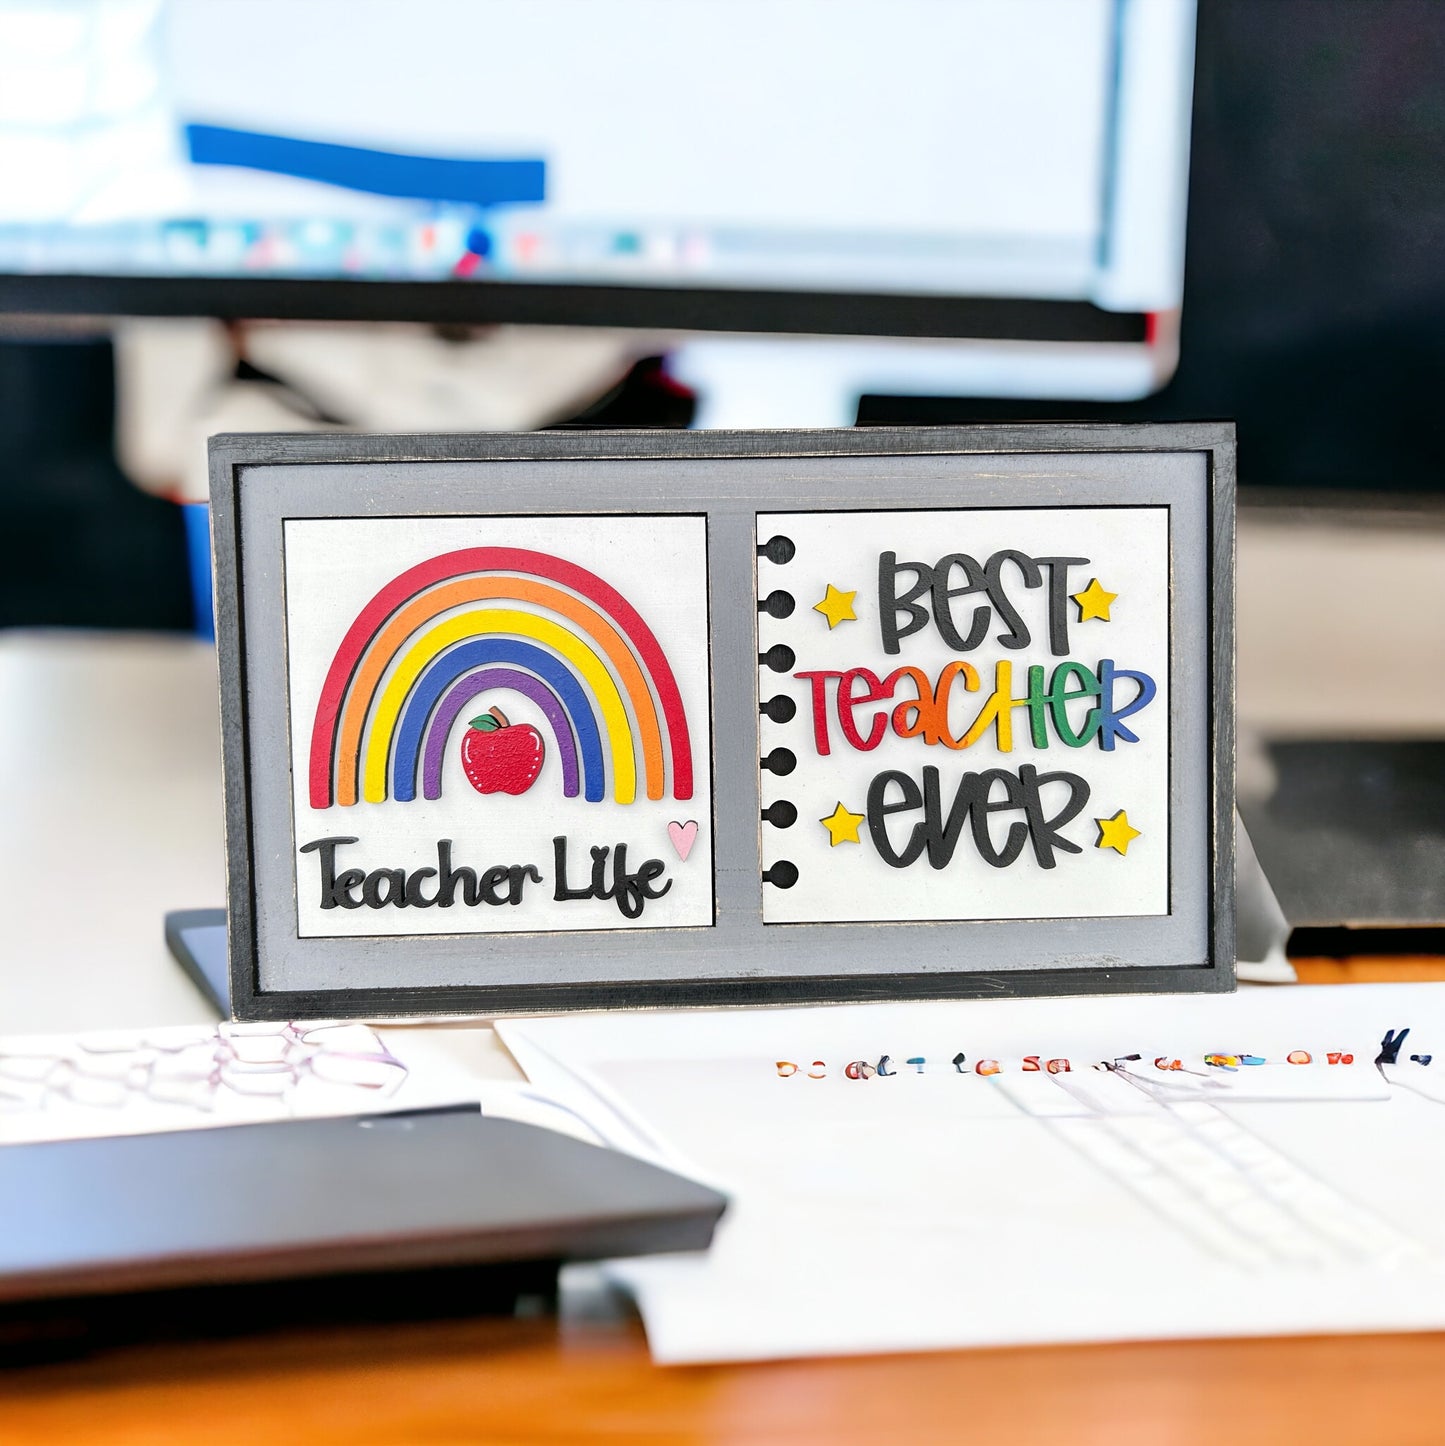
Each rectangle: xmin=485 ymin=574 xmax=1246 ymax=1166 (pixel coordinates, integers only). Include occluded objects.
xmin=468 ymin=714 xmax=502 ymax=732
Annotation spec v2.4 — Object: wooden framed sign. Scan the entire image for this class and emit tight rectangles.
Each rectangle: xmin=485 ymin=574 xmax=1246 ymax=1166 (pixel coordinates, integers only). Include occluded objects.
xmin=209 ymin=424 xmax=1235 ymax=1020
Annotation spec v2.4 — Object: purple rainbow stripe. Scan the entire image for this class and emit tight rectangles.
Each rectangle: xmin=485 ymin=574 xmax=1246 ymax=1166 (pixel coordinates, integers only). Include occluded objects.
xmin=421 ymin=668 xmax=579 ymax=801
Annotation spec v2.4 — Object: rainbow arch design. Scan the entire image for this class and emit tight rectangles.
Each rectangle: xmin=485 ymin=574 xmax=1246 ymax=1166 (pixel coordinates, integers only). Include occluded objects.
xmin=308 ymin=547 xmax=694 ymax=809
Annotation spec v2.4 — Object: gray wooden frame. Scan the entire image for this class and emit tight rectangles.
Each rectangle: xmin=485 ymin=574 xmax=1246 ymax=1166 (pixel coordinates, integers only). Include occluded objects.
xmin=210 ymin=424 xmax=1235 ymax=1020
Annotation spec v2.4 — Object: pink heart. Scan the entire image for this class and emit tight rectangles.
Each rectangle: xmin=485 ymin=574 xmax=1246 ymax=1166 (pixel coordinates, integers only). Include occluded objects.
xmin=668 ymin=820 xmax=699 ymax=862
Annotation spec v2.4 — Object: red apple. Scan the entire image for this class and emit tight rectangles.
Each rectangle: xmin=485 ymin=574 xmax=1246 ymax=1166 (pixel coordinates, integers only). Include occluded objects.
xmin=461 ymin=707 xmax=545 ymax=795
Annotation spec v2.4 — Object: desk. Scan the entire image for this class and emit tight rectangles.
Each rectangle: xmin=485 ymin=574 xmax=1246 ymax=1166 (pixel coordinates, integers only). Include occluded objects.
xmin=4 ymin=613 xmax=1445 ymax=1444
xmin=5 ymin=1317 xmax=1445 ymax=1445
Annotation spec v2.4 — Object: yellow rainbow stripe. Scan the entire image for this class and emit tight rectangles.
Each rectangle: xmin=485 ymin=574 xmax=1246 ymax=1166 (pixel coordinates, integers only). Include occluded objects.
xmin=362 ymin=609 xmax=636 ymax=804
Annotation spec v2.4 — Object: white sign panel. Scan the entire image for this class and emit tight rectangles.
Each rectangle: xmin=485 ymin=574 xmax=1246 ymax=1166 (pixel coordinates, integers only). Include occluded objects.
xmin=758 ymin=508 xmax=1169 ymax=924
xmin=283 ymin=514 xmax=713 ymax=937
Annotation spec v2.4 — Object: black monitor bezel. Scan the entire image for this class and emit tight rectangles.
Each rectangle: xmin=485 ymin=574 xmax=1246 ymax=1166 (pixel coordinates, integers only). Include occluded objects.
xmin=0 ymin=272 xmax=1147 ymax=342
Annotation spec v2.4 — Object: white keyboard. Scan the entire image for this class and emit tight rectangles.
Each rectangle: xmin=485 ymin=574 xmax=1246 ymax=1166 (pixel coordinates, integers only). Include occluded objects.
xmin=1004 ymin=1066 xmax=1425 ymax=1269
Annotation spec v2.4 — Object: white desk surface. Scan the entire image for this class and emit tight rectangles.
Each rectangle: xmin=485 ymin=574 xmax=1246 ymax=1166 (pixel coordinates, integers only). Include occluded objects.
xmin=0 ymin=630 xmax=224 ymax=1031
xmin=2 ymin=509 xmax=1443 ymax=1033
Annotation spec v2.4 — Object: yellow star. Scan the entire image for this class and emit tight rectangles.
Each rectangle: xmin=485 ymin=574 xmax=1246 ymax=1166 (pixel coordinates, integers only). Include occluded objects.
xmin=820 ymin=801 xmax=866 ymax=846
xmin=813 ymin=583 xmax=857 ymax=629
xmin=1096 ymin=810 xmax=1142 ymax=855
xmin=1072 ymin=578 xmax=1117 ymax=622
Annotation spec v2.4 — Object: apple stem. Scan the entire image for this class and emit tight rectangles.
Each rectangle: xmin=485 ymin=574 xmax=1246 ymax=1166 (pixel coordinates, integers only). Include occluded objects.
xmin=488 ymin=706 xmax=510 ymax=728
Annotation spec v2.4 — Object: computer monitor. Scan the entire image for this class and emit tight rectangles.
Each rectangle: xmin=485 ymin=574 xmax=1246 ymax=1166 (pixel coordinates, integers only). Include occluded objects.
xmin=0 ymin=0 xmax=1196 ymax=421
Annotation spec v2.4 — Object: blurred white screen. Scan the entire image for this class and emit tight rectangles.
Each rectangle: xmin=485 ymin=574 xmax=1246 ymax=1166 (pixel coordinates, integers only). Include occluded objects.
xmin=0 ymin=0 xmax=1192 ymax=308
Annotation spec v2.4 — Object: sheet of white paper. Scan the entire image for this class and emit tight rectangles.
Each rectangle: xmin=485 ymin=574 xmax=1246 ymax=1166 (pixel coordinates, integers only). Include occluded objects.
xmin=499 ymin=984 xmax=1445 ymax=1363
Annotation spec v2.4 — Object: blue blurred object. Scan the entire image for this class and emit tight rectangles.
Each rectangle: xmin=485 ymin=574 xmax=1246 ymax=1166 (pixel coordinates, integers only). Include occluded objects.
xmin=183 ymin=503 xmax=214 ymax=640
xmin=185 ymin=124 xmax=546 ymax=207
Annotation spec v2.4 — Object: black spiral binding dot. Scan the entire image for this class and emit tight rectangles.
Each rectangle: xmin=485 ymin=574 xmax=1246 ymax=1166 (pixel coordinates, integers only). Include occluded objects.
xmin=761 ymin=800 xmax=798 ymax=829
xmin=758 ymin=538 xmax=799 ymax=890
